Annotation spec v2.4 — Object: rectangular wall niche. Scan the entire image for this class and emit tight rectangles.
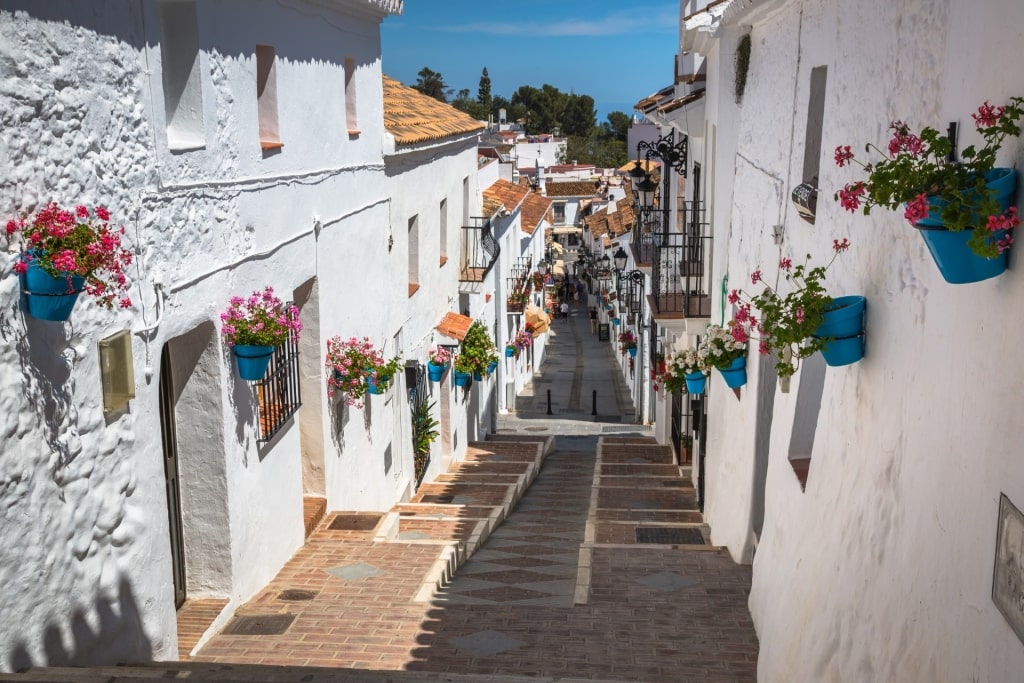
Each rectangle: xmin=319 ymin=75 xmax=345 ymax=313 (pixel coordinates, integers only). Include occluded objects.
xmin=99 ymin=330 xmax=136 ymax=415
xmin=993 ymin=493 xmax=1024 ymax=645
xmin=158 ymin=0 xmax=206 ymax=151
xmin=257 ymin=44 xmax=282 ymax=150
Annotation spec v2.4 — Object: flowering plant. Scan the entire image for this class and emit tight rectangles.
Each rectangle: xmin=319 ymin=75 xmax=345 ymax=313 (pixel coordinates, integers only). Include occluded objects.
xmin=701 ymin=323 xmax=747 ymax=370
xmin=729 ymin=240 xmax=849 ymax=378
xmin=6 ymin=202 xmax=133 ymax=309
xmin=513 ymin=329 xmax=533 ymax=350
xmin=429 ymin=346 xmax=452 ymax=366
xmin=220 ymin=286 xmax=301 ymax=347
xmin=835 ymin=97 xmax=1024 ymax=258
xmin=325 ymin=336 xmax=383 ymax=406
xmin=672 ymin=347 xmax=709 ymax=376
xmin=617 ymin=330 xmax=637 ymax=351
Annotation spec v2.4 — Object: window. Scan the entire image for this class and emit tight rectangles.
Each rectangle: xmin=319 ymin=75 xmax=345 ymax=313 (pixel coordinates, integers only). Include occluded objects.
xmin=344 ymin=57 xmax=359 ymax=135
xmin=255 ymin=329 xmax=301 ymax=443
xmin=439 ymin=199 xmax=448 ymax=264
xmin=553 ymin=202 xmax=566 ymax=224
xmin=256 ymin=45 xmax=282 ymax=150
xmin=158 ymin=0 xmax=205 ymax=151
xmin=408 ymin=215 xmax=419 ymax=296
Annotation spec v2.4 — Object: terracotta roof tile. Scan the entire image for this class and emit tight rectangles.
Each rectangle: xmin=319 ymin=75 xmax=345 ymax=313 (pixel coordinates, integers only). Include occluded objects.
xmin=546 ymin=181 xmax=601 ymax=198
xmin=383 ymin=75 xmax=485 ymax=146
xmin=520 ymin=192 xmax=552 ymax=235
xmin=482 ymin=196 xmax=504 ymax=218
xmin=482 ymin=179 xmax=531 ymax=213
xmin=587 ymin=211 xmax=609 ymax=237
xmin=436 ymin=312 xmax=473 ymax=341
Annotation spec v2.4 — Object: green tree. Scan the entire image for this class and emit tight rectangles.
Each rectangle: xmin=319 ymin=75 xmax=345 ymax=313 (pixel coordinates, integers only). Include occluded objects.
xmin=602 ymin=111 xmax=631 ymax=141
xmin=414 ymin=66 xmax=452 ymax=103
xmin=477 ymin=68 xmax=492 ymax=109
xmin=562 ymin=94 xmax=596 ymax=137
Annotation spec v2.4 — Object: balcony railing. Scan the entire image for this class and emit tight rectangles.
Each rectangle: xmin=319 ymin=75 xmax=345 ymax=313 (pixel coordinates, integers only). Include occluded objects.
xmin=460 ymin=217 xmax=500 ymax=283
xmin=631 ymin=206 xmax=662 ymax=267
xmin=650 ymin=200 xmax=712 ymax=319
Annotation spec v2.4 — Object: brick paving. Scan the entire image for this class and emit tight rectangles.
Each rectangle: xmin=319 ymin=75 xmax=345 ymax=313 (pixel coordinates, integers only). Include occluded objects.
xmin=185 ymin=298 xmax=758 ymax=682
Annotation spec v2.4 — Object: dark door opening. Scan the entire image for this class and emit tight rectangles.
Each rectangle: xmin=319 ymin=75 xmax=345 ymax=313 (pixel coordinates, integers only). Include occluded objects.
xmin=159 ymin=346 xmax=186 ymax=609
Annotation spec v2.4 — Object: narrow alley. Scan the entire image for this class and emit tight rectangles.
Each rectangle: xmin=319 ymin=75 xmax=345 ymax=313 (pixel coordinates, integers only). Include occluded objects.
xmin=7 ymin=306 xmax=758 ymax=682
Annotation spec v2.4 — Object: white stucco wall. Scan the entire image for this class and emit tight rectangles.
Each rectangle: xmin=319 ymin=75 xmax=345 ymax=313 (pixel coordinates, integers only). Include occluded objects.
xmin=0 ymin=0 xmax=398 ymax=669
xmin=697 ymin=0 xmax=1024 ymax=680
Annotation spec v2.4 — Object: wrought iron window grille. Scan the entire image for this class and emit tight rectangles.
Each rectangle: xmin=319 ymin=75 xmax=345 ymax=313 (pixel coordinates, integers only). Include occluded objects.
xmin=255 ymin=329 xmax=302 ymax=443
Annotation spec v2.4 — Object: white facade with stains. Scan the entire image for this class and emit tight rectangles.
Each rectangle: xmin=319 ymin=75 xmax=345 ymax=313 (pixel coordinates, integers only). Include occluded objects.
xmin=677 ymin=0 xmax=1024 ymax=680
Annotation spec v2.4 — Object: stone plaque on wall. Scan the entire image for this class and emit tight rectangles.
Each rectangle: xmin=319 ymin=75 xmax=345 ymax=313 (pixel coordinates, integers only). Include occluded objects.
xmin=992 ymin=493 xmax=1024 ymax=645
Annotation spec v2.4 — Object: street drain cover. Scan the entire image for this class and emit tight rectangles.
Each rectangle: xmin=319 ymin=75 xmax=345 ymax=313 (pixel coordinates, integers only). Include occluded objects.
xmin=328 ymin=514 xmax=382 ymax=531
xmin=224 ymin=614 xmax=295 ymax=635
xmin=278 ymin=589 xmax=318 ymax=601
xmin=636 ymin=527 xmax=705 ymax=545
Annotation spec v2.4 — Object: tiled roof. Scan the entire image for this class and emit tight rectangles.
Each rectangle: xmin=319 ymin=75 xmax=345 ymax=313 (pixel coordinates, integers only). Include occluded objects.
xmin=546 ymin=181 xmax=600 ymax=198
xmin=585 ymin=199 xmax=636 ymax=238
xmin=482 ymin=179 xmax=531 ymax=213
xmin=382 ymin=75 xmax=485 ymax=146
xmin=658 ymin=90 xmax=705 ymax=115
xmin=436 ymin=312 xmax=473 ymax=341
xmin=482 ymin=196 xmax=504 ymax=218
xmin=634 ymin=85 xmax=675 ymax=112
xmin=520 ymin=192 xmax=552 ymax=236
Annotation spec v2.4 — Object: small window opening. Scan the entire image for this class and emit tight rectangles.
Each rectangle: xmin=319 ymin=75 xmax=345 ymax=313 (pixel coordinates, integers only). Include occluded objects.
xmin=257 ymin=44 xmax=282 ymax=150
xmin=344 ymin=57 xmax=359 ymax=135
xmin=158 ymin=0 xmax=205 ymax=151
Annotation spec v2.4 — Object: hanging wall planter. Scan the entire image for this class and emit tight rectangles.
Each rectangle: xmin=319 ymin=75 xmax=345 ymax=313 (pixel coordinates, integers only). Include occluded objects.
xmin=684 ymin=372 xmax=707 ymax=396
xmin=717 ymin=355 xmax=747 ymax=388
xmin=813 ymin=295 xmax=866 ymax=367
xmin=234 ymin=344 xmax=276 ymax=381
xmin=21 ymin=262 xmax=85 ymax=321
xmin=453 ymin=370 xmax=471 ymax=387
xmin=427 ymin=362 xmax=447 ymax=383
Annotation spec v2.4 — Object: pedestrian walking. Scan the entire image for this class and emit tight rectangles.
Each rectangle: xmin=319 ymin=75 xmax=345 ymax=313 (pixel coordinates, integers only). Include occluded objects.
xmin=589 ymin=306 xmax=598 ymax=334
xmin=560 ymin=301 xmax=569 ymax=320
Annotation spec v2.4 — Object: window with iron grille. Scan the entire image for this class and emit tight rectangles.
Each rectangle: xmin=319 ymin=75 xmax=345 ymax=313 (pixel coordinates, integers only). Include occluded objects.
xmin=255 ymin=331 xmax=301 ymax=443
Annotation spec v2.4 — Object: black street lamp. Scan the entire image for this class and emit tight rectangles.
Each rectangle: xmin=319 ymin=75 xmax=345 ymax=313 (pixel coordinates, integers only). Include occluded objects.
xmin=613 ymin=246 xmax=629 ymax=272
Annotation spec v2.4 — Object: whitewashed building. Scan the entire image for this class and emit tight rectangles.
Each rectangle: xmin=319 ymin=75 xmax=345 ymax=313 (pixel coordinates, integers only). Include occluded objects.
xmin=673 ymin=0 xmax=1024 ymax=680
xmin=0 ymin=0 xmax=503 ymax=670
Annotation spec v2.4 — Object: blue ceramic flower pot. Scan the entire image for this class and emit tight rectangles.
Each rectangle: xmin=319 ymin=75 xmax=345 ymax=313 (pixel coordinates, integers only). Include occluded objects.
xmin=427 ymin=362 xmax=446 ymax=382
xmin=814 ymin=295 xmax=866 ymax=367
xmin=628 ymin=347 xmax=637 ymax=357
xmin=486 ymin=360 xmax=498 ymax=375
xmin=233 ymin=345 xmax=276 ymax=381
xmin=505 ymin=346 xmax=515 ymax=357
xmin=717 ymin=356 xmax=747 ymax=388
xmin=453 ymin=370 xmax=471 ymax=387
xmin=684 ymin=372 xmax=706 ymax=395
xmin=914 ymin=168 xmax=1015 ymax=284
xmin=21 ymin=257 xmax=85 ymax=321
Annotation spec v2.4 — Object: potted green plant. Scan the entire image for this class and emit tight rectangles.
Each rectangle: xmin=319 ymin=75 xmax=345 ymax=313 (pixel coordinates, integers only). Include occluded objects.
xmin=460 ymin=320 xmax=498 ymax=380
xmin=221 ymin=287 xmax=302 ymax=381
xmin=368 ymin=355 xmax=402 ymax=394
xmin=728 ymin=239 xmax=864 ymax=388
xmin=835 ymin=96 xmax=1023 ymax=282
xmin=412 ymin=399 xmax=439 ymax=485
xmin=6 ymin=202 xmax=134 ymax=320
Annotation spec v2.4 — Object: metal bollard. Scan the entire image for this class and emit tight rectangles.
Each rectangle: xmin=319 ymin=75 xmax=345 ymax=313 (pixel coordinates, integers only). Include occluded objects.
xmin=547 ymin=389 xmax=552 ymax=415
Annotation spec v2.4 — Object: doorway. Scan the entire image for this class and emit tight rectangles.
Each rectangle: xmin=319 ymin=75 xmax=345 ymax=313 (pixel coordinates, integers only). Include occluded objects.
xmin=159 ymin=346 xmax=186 ymax=608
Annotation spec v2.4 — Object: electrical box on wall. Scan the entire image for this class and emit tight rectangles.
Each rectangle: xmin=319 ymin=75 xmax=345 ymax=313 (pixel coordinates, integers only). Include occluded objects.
xmin=99 ymin=330 xmax=135 ymax=415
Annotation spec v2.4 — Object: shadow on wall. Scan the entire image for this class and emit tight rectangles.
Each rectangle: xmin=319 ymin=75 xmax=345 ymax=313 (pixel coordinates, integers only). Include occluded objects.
xmin=6 ymin=576 xmax=152 ymax=672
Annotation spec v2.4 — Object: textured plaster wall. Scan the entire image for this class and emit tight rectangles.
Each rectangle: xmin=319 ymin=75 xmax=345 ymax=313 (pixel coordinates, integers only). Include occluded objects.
xmin=700 ymin=0 xmax=1024 ymax=680
xmin=0 ymin=0 xmax=399 ymax=670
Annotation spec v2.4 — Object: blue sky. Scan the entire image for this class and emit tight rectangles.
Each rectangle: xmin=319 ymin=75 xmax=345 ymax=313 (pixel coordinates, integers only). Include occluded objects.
xmin=381 ymin=1 xmax=679 ymax=124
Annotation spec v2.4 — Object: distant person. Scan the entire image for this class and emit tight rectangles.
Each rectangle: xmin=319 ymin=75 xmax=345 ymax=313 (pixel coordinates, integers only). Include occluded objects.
xmin=560 ymin=301 xmax=569 ymax=320
xmin=589 ymin=306 xmax=598 ymax=334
